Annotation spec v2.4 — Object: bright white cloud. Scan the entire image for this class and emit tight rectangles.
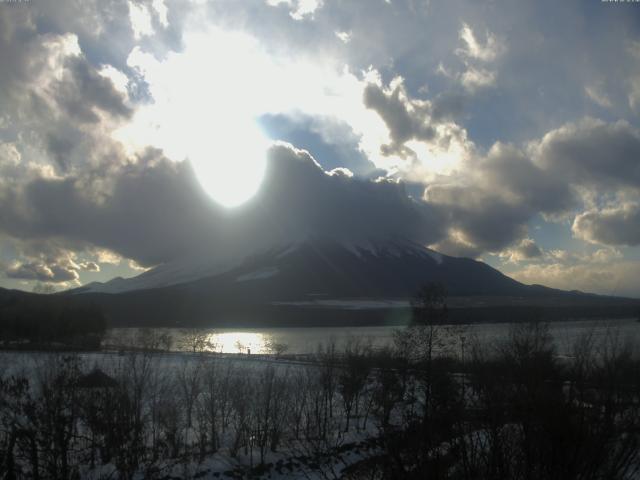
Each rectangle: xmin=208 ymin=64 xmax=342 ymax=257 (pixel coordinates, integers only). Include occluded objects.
xmin=128 ymin=1 xmax=154 ymax=40
xmin=152 ymin=0 xmax=169 ymax=27
xmin=460 ymin=66 xmax=496 ymax=91
xmin=335 ymin=31 xmax=351 ymax=43
xmin=266 ymin=0 xmax=324 ymax=20
xmin=455 ymin=23 xmax=505 ymax=92
xmin=457 ymin=23 xmax=505 ymax=62
xmin=99 ymin=64 xmax=129 ymax=95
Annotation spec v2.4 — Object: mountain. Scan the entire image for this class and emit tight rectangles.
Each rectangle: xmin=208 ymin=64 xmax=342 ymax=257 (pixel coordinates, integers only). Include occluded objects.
xmin=63 ymin=237 xmax=640 ymax=327
xmin=75 ymin=237 xmax=534 ymax=298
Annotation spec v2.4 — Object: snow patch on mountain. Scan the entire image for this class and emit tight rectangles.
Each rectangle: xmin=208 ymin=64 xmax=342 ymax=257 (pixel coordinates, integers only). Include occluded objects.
xmin=235 ymin=267 xmax=279 ymax=282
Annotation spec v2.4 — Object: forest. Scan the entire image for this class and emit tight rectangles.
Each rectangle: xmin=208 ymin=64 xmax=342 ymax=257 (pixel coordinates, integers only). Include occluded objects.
xmin=0 ymin=291 xmax=106 ymax=350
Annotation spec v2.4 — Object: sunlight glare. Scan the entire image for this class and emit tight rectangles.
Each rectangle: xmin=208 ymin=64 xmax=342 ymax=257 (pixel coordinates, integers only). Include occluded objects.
xmin=207 ymin=331 xmax=269 ymax=354
xmin=189 ymin=120 xmax=269 ymax=207
xmin=117 ymin=25 xmax=464 ymax=205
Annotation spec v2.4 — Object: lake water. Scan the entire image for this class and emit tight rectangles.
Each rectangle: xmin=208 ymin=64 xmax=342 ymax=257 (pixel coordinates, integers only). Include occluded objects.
xmin=105 ymin=318 xmax=640 ymax=356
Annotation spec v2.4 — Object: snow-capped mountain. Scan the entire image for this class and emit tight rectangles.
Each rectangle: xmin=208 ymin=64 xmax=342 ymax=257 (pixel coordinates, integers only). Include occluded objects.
xmin=65 ymin=236 xmax=638 ymax=327
xmin=73 ymin=236 xmax=529 ymax=298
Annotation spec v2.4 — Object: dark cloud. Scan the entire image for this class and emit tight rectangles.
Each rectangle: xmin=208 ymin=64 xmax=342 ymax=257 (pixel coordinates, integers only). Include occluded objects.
xmin=0 ymin=148 xmax=223 ymax=267
xmin=429 ymin=91 xmax=469 ymax=123
xmin=0 ymin=144 xmax=447 ymax=268
xmin=53 ymin=56 xmax=132 ymax=123
xmin=537 ymin=119 xmax=640 ymax=190
xmin=259 ymin=113 xmax=383 ymax=178
xmin=45 ymin=129 xmax=83 ymax=172
xmin=252 ymin=144 xmax=445 ymax=246
xmin=425 ymin=143 xmax=575 ymax=256
xmin=363 ymin=82 xmax=437 ymax=158
xmin=427 ymin=184 xmax=530 ymax=256
xmin=480 ymin=143 xmax=576 ymax=215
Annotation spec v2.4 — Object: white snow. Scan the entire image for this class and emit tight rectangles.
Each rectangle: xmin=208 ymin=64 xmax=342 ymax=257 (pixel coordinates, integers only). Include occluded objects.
xmin=275 ymin=242 xmax=300 ymax=259
xmin=235 ymin=266 xmax=280 ymax=282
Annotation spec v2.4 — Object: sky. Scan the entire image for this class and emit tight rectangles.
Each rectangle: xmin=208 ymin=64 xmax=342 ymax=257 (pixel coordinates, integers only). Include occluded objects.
xmin=1 ymin=0 xmax=640 ymax=297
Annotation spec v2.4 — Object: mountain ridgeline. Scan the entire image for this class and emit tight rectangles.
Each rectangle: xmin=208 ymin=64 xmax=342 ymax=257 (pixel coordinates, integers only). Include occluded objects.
xmin=55 ymin=237 xmax=640 ymax=328
xmin=76 ymin=238 xmax=536 ymax=297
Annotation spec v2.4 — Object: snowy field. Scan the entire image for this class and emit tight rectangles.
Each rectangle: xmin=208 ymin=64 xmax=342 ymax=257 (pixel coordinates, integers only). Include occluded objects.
xmin=0 ymin=349 xmax=388 ymax=479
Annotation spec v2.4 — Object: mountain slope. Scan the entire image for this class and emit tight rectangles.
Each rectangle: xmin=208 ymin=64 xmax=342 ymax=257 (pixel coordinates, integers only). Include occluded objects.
xmin=191 ymin=238 xmax=536 ymax=300
xmin=75 ymin=237 xmax=533 ymax=298
xmin=64 ymin=237 xmax=640 ymax=327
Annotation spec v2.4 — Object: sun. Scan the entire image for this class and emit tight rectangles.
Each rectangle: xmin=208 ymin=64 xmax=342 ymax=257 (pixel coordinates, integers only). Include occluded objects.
xmin=189 ymin=120 xmax=269 ymax=207
xmin=116 ymin=26 xmax=387 ymax=208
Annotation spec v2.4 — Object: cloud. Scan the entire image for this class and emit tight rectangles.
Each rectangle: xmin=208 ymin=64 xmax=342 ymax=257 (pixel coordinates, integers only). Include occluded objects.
xmin=499 ymin=238 xmax=543 ymax=263
xmin=535 ymin=118 xmax=640 ymax=190
xmin=529 ymin=118 xmax=640 ymax=249
xmin=0 ymin=148 xmax=222 ymax=267
xmin=6 ymin=261 xmax=79 ymax=283
xmin=0 ymin=143 xmax=447 ymax=269
xmin=426 ymin=185 xmax=530 ymax=256
xmin=363 ymin=78 xmax=467 ymax=162
xmin=509 ymin=260 xmax=640 ymax=298
xmin=53 ymin=56 xmax=132 ymax=124
xmin=0 ymin=7 xmax=450 ymax=278
xmin=252 ymin=143 xmax=446 ymax=245
xmin=425 ymin=142 xmax=575 ymax=256
xmin=504 ymin=245 xmax=634 ymax=296
xmin=364 ymin=80 xmax=436 ymax=158
xmin=585 ymin=85 xmax=612 ymax=108
xmin=259 ymin=112 xmax=382 ymax=177
xmin=266 ymin=0 xmax=324 ymax=20
xmin=546 ymin=248 xmax=623 ymax=265
xmin=80 ymin=261 xmax=100 ymax=272
xmin=129 ymin=1 xmax=155 ymax=40
xmin=460 ymin=67 xmax=496 ymax=91
xmin=456 ymin=23 xmax=505 ymax=63
xmin=3 ymin=244 xmax=84 ymax=284
xmin=335 ymin=31 xmax=351 ymax=44
xmin=455 ymin=22 xmax=505 ymax=92
xmin=573 ymin=203 xmax=640 ymax=247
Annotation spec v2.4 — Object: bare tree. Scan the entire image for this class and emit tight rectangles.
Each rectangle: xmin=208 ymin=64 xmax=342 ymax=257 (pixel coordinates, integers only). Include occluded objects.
xmin=181 ymin=329 xmax=213 ymax=353
xmin=177 ymin=358 xmax=203 ymax=429
xmin=338 ymin=337 xmax=372 ymax=432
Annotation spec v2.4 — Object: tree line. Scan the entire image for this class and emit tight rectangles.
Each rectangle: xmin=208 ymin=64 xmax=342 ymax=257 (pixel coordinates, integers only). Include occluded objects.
xmin=0 ymin=292 xmax=106 ymax=349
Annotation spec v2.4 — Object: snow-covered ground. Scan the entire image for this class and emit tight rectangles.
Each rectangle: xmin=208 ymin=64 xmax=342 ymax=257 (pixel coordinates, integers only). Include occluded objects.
xmin=0 ymin=350 xmax=385 ymax=479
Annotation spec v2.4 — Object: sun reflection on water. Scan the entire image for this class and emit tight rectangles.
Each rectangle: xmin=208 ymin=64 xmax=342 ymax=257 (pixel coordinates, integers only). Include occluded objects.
xmin=206 ymin=331 xmax=271 ymax=354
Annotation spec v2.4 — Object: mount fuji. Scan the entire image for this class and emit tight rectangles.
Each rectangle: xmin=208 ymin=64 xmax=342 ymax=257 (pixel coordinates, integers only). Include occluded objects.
xmin=73 ymin=236 xmax=534 ymax=298
xmin=57 ymin=236 xmax=640 ymax=328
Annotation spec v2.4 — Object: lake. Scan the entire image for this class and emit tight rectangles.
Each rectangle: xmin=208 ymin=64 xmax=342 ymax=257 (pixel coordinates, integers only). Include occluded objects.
xmin=104 ymin=317 xmax=640 ymax=356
